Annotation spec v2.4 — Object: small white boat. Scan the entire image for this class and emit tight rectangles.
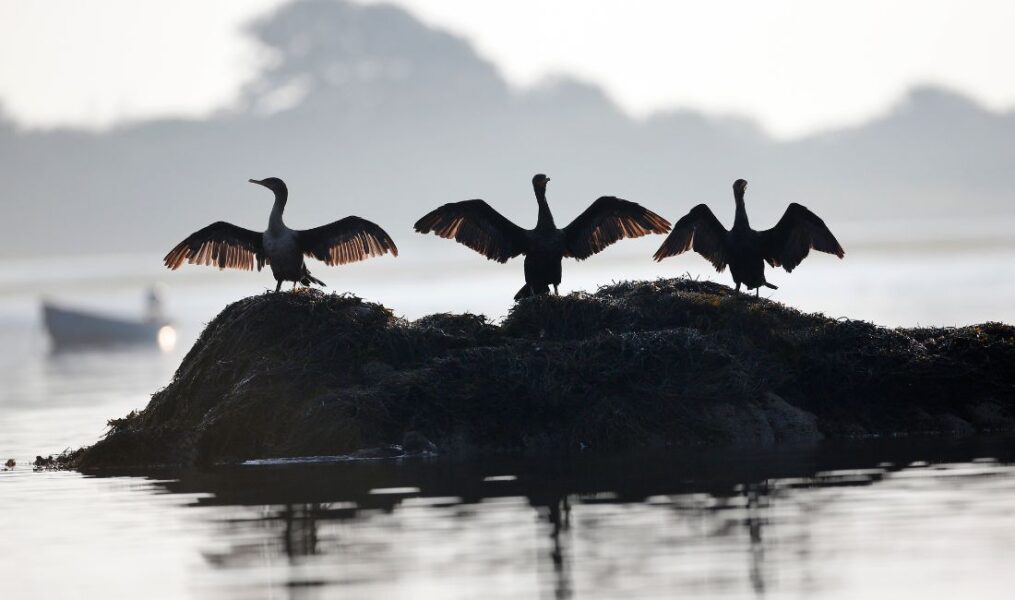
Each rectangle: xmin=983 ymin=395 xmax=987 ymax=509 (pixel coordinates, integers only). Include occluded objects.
xmin=42 ymin=288 xmax=174 ymax=349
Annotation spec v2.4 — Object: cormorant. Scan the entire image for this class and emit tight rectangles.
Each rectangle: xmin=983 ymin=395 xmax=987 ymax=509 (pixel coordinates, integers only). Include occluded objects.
xmin=164 ymin=177 xmax=398 ymax=291
xmin=414 ymin=174 xmax=671 ymax=299
xmin=653 ymin=179 xmax=844 ymax=295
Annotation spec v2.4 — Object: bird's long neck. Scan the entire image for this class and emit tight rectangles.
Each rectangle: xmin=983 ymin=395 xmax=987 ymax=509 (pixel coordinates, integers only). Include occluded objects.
xmin=268 ymin=191 xmax=288 ymax=232
xmin=733 ymin=191 xmax=749 ymax=231
xmin=535 ymin=185 xmax=556 ymax=230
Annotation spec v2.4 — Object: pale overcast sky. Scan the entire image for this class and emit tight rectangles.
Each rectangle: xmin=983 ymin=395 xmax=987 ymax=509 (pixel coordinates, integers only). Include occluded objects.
xmin=1 ymin=0 xmax=1013 ymax=138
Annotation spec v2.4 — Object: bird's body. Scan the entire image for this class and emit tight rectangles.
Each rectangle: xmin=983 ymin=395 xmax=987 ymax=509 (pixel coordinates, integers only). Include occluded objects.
xmin=725 ymin=233 xmax=767 ymax=290
xmin=519 ymin=194 xmax=566 ymax=297
xmin=522 ymin=226 xmax=566 ymax=297
xmin=725 ymin=201 xmax=770 ymax=290
xmin=654 ymin=179 xmax=844 ymax=295
xmin=261 ymin=227 xmax=309 ymax=286
xmin=414 ymin=174 xmax=671 ymax=300
xmin=261 ymin=199 xmax=316 ymax=287
xmin=164 ymin=177 xmax=397 ymax=291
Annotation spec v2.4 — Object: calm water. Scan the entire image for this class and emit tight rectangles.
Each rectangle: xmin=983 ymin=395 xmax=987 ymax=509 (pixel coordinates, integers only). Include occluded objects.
xmin=2 ymin=244 xmax=1015 ymax=598
xmin=4 ymin=439 xmax=1015 ymax=598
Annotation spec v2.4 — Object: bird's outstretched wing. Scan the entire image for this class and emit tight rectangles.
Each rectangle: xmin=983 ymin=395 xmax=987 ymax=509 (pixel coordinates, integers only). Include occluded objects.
xmin=562 ymin=196 xmax=671 ymax=260
xmin=164 ymin=221 xmax=267 ymax=271
xmin=652 ymin=204 xmax=728 ymax=271
xmin=298 ymin=216 xmax=398 ymax=265
xmin=414 ymin=199 xmax=527 ymax=263
xmin=758 ymin=203 xmax=844 ymax=272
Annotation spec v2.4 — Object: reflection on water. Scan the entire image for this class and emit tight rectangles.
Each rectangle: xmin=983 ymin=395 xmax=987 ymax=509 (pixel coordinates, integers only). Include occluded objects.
xmin=4 ymin=439 xmax=1015 ymax=598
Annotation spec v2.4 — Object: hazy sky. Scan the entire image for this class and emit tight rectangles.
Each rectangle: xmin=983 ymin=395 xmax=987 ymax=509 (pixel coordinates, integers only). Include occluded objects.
xmin=1 ymin=0 xmax=1014 ymax=137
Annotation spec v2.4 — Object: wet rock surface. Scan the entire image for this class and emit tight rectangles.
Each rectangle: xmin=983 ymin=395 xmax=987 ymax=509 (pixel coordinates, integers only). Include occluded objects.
xmin=71 ymin=280 xmax=1015 ymax=468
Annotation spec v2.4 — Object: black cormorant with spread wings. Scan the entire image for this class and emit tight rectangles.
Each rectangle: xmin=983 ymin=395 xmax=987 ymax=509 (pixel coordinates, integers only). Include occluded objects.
xmin=653 ymin=179 xmax=844 ymax=295
xmin=164 ymin=177 xmax=398 ymax=291
xmin=414 ymin=174 xmax=671 ymax=300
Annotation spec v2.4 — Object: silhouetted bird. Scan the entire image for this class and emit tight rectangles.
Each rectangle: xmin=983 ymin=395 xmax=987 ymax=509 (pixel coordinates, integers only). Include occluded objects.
xmin=653 ymin=179 xmax=844 ymax=295
xmin=164 ymin=178 xmax=397 ymax=291
xmin=414 ymin=174 xmax=671 ymax=299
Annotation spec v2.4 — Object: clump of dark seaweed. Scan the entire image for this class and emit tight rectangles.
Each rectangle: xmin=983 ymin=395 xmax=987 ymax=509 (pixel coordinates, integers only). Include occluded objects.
xmin=68 ymin=279 xmax=1015 ymax=469
xmin=33 ymin=449 xmax=82 ymax=470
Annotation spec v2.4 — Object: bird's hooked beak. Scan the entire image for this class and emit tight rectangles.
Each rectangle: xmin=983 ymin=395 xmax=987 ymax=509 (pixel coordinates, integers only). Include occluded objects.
xmin=248 ymin=178 xmax=265 ymax=187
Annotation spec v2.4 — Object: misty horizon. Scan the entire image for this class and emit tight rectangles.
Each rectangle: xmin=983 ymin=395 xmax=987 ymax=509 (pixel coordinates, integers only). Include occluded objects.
xmin=5 ymin=0 xmax=1015 ymax=138
xmin=2 ymin=0 xmax=1014 ymax=263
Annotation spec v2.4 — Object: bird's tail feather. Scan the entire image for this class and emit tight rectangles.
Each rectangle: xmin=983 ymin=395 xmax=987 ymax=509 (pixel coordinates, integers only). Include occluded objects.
xmin=763 ymin=282 xmax=778 ymax=290
xmin=513 ymin=283 xmax=549 ymax=300
xmin=301 ymin=270 xmax=326 ymax=288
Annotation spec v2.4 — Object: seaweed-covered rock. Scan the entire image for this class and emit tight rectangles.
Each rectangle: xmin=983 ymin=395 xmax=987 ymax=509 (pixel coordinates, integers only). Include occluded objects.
xmin=73 ymin=280 xmax=1015 ymax=468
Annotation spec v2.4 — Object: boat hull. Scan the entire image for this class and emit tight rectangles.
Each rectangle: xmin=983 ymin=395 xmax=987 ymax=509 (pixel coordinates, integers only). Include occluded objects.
xmin=42 ymin=303 xmax=168 ymax=348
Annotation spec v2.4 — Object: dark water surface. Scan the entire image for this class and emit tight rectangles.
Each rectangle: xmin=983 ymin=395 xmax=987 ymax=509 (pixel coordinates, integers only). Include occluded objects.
xmin=4 ymin=438 xmax=1015 ymax=598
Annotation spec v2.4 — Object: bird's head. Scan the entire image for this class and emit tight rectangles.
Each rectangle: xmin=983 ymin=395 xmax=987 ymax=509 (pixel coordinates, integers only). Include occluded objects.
xmin=249 ymin=177 xmax=288 ymax=197
xmin=532 ymin=173 xmax=551 ymax=191
xmin=733 ymin=179 xmax=748 ymax=199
